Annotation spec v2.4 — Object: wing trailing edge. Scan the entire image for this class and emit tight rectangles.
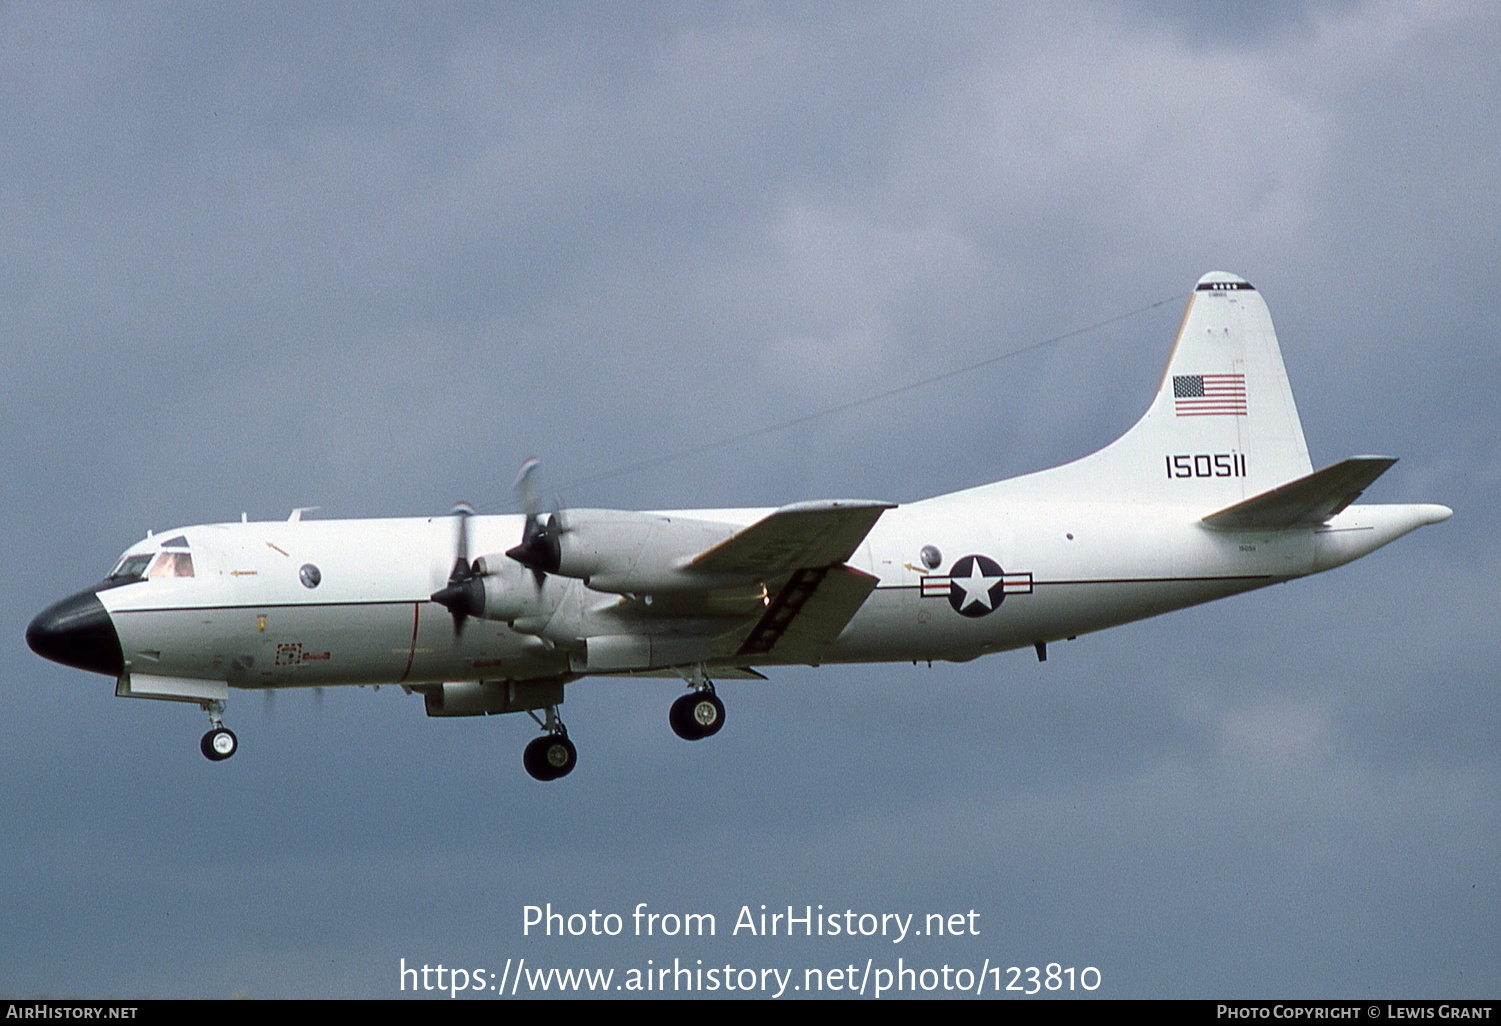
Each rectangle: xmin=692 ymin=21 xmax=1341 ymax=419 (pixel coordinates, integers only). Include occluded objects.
xmin=1201 ymin=456 xmax=1397 ymax=530
xmin=685 ymin=500 xmax=894 ymax=663
xmin=735 ymin=564 xmax=879 ymax=661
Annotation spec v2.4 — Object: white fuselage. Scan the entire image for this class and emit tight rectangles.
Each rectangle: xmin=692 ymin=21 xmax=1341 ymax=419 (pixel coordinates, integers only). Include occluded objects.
xmin=94 ymin=495 xmax=1427 ymax=692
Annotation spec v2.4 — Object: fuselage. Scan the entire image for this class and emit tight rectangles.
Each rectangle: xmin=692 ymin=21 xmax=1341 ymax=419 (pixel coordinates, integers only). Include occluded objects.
xmin=38 ymin=494 xmax=1441 ymax=692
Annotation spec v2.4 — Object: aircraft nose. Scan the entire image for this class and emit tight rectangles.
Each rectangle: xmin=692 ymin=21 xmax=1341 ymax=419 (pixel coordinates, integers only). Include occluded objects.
xmin=26 ymin=588 xmax=124 ymax=677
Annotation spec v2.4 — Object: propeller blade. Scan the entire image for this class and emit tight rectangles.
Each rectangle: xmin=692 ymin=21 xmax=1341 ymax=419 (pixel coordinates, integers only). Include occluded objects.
xmin=507 ymin=459 xmax=560 ymax=586
xmin=430 ymin=501 xmax=482 ymax=633
xmin=514 ymin=458 xmax=541 ymax=519
xmin=451 ymin=500 xmax=474 ymax=559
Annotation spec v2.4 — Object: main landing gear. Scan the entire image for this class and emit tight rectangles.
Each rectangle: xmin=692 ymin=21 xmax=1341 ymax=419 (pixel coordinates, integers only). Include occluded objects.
xmin=523 ymin=705 xmax=576 ymax=781
xmin=200 ymin=700 xmax=237 ymax=762
xmin=670 ymin=668 xmax=725 ymax=741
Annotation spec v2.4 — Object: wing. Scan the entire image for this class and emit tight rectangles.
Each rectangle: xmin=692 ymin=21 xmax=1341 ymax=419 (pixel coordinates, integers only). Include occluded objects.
xmin=690 ymin=500 xmax=892 ymax=663
xmin=734 ymin=563 xmax=879 ymax=662
xmin=576 ymin=499 xmax=895 ymax=671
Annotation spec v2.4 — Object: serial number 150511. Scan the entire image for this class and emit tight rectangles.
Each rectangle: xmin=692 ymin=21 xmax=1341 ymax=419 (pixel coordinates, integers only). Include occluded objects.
xmin=1166 ymin=453 xmax=1247 ymax=479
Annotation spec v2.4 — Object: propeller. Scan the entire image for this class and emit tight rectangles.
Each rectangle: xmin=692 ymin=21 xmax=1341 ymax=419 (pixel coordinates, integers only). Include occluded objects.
xmin=506 ymin=458 xmax=562 ymax=585
xmin=429 ymin=501 xmax=484 ymax=634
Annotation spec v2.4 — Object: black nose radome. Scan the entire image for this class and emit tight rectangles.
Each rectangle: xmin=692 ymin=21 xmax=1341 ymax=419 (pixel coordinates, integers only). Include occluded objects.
xmin=26 ymin=588 xmax=123 ymax=677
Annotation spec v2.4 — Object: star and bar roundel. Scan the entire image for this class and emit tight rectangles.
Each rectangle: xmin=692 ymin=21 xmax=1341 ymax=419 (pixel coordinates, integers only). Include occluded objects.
xmin=920 ymin=555 xmax=1033 ymax=618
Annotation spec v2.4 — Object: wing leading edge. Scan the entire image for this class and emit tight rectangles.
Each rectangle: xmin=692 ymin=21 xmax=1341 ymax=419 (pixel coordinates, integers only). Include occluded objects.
xmin=688 ymin=499 xmax=895 ymax=575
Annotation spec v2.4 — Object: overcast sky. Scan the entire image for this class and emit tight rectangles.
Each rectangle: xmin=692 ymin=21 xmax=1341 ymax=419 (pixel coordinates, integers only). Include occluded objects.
xmin=3 ymin=0 xmax=1496 ymax=999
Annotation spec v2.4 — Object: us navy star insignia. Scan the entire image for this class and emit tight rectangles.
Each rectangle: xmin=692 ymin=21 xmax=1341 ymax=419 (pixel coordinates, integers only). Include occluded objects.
xmin=920 ymin=554 xmax=1033 ymax=618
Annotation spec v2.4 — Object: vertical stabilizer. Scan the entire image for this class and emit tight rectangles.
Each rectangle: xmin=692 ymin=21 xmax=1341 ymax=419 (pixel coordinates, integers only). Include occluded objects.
xmin=982 ymin=272 xmax=1313 ymax=507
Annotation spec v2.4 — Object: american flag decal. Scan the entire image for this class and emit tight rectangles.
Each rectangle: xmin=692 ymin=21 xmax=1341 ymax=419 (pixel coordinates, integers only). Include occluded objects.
xmin=1173 ymin=373 xmax=1247 ymax=417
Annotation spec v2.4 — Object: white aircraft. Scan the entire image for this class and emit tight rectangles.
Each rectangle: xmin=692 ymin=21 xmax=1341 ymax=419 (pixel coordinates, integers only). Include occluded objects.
xmin=27 ymin=273 xmax=1450 ymax=780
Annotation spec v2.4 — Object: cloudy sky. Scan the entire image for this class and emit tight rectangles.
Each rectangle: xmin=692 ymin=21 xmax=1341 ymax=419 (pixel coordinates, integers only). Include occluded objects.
xmin=3 ymin=0 xmax=1496 ymax=999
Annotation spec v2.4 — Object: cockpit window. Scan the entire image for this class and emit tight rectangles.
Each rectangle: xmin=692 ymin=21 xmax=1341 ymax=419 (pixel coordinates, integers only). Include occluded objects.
xmin=107 ymin=554 xmax=154 ymax=582
xmin=146 ymin=550 xmax=195 ymax=579
xmin=107 ymin=540 xmax=195 ymax=583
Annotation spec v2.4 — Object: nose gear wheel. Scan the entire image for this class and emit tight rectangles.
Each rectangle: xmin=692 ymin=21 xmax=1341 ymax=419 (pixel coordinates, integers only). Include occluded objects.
xmin=201 ymin=727 xmax=237 ymax=761
xmin=199 ymin=701 xmax=237 ymax=761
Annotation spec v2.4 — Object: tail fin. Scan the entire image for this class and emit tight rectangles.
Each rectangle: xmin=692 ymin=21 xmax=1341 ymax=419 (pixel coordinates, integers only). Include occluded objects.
xmin=988 ymin=272 xmax=1314 ymax=507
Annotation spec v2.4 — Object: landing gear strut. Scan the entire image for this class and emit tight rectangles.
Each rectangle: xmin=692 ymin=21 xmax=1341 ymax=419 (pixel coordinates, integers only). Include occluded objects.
xmin=670 ymin=666 xmax=725 ymax=741
xmin=200 ymin=700 xmax=237 ymax=761
xmin=523 ymin=705 xmax=576 ymax=781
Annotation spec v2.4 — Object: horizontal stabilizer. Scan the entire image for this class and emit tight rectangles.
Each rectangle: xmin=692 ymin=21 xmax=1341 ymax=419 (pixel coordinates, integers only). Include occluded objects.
xmin=1202 ymin=456 xmax=1398 ymax=530
xmin=688 ymin=499 xmax=895 ymax=575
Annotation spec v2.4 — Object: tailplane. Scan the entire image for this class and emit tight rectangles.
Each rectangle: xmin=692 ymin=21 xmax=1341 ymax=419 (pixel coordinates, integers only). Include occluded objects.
xmin=1202 ymin=456 xmax=1395 ymax=530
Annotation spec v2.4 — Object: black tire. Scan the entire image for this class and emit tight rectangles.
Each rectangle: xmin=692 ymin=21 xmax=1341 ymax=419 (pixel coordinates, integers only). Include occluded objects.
xmin=670 ymin=692 xmax=724 ymax=741
xmin=523 ymin=733 xmax=577 ymax=781
xmin=669 ymin=693 xmax=701 ymax=740
xmin=200 ymin=727 xmax=237 ymax=761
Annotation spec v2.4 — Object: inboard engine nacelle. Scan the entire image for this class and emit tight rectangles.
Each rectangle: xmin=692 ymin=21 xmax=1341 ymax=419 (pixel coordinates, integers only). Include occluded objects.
xmin=502 ymin=508 xmax=748 ymax=595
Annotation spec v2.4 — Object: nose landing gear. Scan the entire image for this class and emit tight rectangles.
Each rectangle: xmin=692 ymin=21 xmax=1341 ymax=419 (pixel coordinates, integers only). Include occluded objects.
xmin=200 ymin=701 xmax=237 ymax=761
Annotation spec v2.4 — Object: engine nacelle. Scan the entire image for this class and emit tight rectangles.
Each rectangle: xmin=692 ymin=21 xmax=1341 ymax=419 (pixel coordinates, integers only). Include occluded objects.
xmin=470 ymin=556 xmax=556 ymax=623
xmin=530 ymin=509 xmax=747 ymax=595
